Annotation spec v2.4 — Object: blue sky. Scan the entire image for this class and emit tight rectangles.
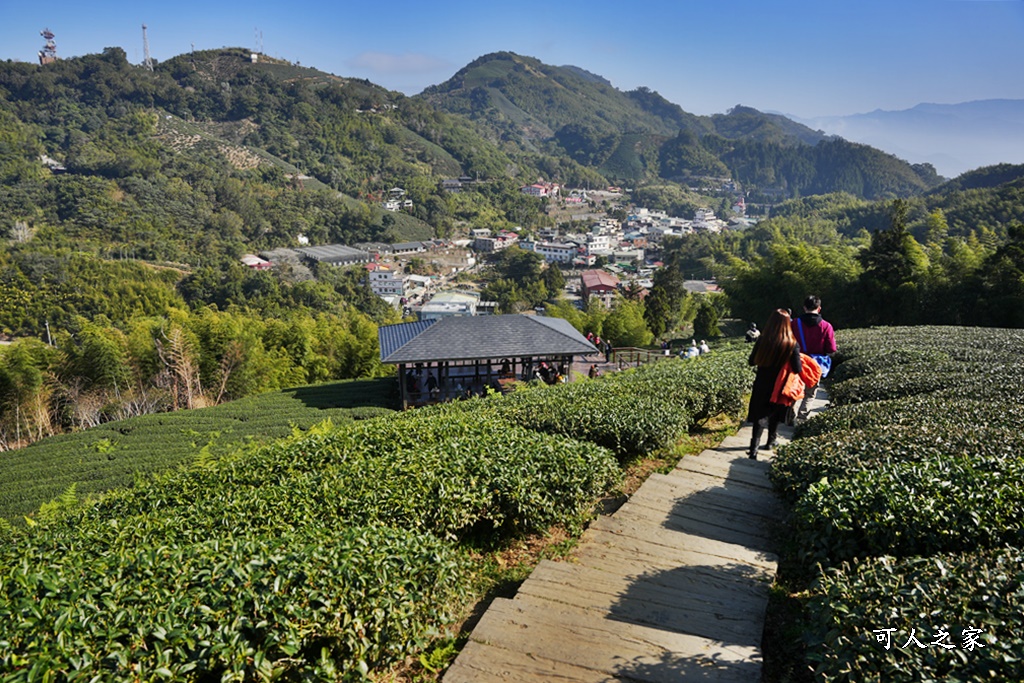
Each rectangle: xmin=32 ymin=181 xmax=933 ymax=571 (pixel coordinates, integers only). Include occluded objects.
xmin=3 ymin=0 xmax=1023 ymax=117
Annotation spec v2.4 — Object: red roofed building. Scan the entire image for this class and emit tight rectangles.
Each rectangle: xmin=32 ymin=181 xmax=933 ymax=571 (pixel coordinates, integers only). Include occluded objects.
xmin=581 ymin=269 xmax=620 ymax=307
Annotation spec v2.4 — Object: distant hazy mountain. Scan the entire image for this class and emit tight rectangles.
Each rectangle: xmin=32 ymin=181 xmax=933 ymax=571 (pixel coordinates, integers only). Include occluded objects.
xmin=789 ymin=100 xmax=1024 ymax=178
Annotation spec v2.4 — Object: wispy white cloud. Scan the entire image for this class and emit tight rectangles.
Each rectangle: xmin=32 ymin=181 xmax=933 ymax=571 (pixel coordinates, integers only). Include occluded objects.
xmin=347 ymin=51 xmax=449 ymax=75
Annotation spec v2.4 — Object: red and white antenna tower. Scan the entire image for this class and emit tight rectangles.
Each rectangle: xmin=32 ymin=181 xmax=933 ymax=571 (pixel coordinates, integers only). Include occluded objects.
xmin=142 ymin=24 xmax=154 ymax=70
xmin=38 ymin=28 xmax=58 ymax=65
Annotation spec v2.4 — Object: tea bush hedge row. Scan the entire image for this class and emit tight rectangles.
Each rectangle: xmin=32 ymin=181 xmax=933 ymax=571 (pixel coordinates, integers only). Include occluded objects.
xmin=0 ymin=411 xmax=619 ymax=677
xmin=774 ymin=326 xmax=1024 ymax=681
xmin=826 ymin=364 xmax=1024 ymax=406
xmin=69 ymin=413 xmax=620 ymax=544
xmin=826 ymin=349 xmax=950 ymax=384
xmin=432 ymin=350 xmax=751 ymax=460
xmin=832 ymin=326 xmax=1024 ymax=366
xmin=805 ymin=547 xmax=1022 ymax=682
xmin=771 ymin=424 xmax=1024 ymax=504
xmin=0 ymin=523 xmax=464 ymax=680
xmin=794 ymin=393 xmax=1024 ymax=439
xmin=0 ymin=378 xmax=396 ymax=523
xmin=792 ymin=454 xmax=1024 ymax=566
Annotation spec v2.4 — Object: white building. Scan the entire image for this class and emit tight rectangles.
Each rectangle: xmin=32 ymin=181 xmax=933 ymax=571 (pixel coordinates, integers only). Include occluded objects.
xmin=522 ymin=240 xmax=576 ymax=264
xmin=693 ymin=208 xmax=727 ymax=233
xmin=584 ymin=232 xmax=614 ymax=254
xmin=369 ymin=269 xmax=410 ymax=298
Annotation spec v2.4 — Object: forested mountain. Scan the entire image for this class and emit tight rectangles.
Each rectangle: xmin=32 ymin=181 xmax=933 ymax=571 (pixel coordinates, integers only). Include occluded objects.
xmin=419 ymin=51 xmax=941 ymax=197
xmin=0 ymin=47 xmax=550 ymax=444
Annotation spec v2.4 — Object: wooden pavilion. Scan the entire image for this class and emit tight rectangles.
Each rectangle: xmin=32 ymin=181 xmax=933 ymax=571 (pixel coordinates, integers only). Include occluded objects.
xmin=378 ymin=314 xmax=599 ymax=408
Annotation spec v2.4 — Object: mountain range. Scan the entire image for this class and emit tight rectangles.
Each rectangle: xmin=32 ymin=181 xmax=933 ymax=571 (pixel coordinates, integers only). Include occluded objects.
xmin=5 ymin=44 xmax=1019 ymax=239
xmin=416 ymin=52 xmax=940 ymax=197
xmin=788 ymin=99 xmax=1024 ymax=179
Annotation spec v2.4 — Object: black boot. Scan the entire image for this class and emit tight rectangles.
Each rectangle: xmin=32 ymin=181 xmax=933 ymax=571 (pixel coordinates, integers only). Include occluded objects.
xmin=761 ymin=415 xmax=780 ymax=450
xmin=748 ymin=418 xmax=766 ymax=459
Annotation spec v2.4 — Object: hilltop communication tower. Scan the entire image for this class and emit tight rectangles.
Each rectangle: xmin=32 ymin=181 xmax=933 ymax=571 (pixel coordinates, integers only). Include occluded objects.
xmin=38 ymin=28 xmax=58 ymax=65
xmin=142 ymin=24 xmax=154 ymax=70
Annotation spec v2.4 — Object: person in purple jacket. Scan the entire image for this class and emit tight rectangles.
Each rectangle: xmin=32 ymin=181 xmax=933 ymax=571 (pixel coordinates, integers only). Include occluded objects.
xmin=791 ymin=295 xmax=837 ymax=423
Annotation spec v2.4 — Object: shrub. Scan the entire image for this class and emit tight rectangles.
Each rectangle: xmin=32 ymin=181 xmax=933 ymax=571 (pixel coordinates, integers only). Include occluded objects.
xmin=827 ymin=349 xmax=950 ymax=384
xmin=455 ymin=350 xmax=752 ymax=460
xmin=794 ymin=393 xmax=1024 ymax=439
xmin=791 ymin=455 xmax=1024 ymax=567
xmin=827 ymin=363 xmax=1024 ymax=406
xmin=71 ymin=413 xmax=620 ymax=543
xmin=805 ymin=547 xmax=1023 ymax=682
xmin=0 ymin=524 xmax=465 ymax=680
xmin=771 ymin=424 xmax=1024 ymax=504
xmin=0 ymin=411 xmax=620 ymax=677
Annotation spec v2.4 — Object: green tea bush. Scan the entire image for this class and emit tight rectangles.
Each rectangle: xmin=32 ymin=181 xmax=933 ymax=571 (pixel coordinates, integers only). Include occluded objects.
xmin=459 ymin=350 xmax=751 ymax=460
xmin=771 ymin=424 xmax=1024 ymax=504
xmin=794 ymin=393 xmax=1024 ymax=438
xmin=0 ymin=523 xmax=464 ymax=680
xmin=774 ymin=326 xmax=1024 ymax=682
xmin=69 ymin=413 xmax=620 ymax=544
xmin=827 ymin=349 xmax=951 ymax=384
xmin=805 ymin=547 xmax=1023 ymax=682
xmin=0 ymin=411 xmax=619 ymax=677
xmin=0 ymin=377 xmax=398 ymax=523
xmin=826 ymin=363 xmax=1024 ymax=406
xmin=792 ymin=455 xmax=1024 ymax=567
xmin=833 ymin=326 xmax=1024 ymax=365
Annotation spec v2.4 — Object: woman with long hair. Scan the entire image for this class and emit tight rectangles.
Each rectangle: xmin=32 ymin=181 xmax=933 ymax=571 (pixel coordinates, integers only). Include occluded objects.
xmin=746 ymin=308 xmax=802 ymax=459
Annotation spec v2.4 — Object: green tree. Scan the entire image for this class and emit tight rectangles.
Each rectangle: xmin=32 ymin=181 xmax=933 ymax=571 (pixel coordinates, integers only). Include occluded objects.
xmin=643 ymin=266 xmax=689 ymax=337
xmin=692 ymin=299 xmax=721 ymax=339
xmin=857 ymin=199 xmax=930 ymax=325
xmin=0 ymin=338 xmax=56 ymax=445
xmin=974 ymin=222 xmax=1024 ymax=327
xmin=602 ymin=299 xmax=653 ymax=348
xmin=62 ymin=318 xmax=132 ymax=392
xmin=542 ymin=264 xmax=566 ymax=294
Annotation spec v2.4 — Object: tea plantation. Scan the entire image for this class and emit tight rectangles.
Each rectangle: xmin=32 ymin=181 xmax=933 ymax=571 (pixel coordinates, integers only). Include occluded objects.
xmin=0 ymin=350 xmax=752 ymax=680
xmin=0 ymin=378 xmax=397 ymax=524
xmin=772 ymin=326 xmax=1024 ymax=682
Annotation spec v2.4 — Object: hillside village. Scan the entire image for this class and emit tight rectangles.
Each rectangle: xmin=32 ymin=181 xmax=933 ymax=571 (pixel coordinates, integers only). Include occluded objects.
xmin=240 ymin=184 xmax=744 ymax=317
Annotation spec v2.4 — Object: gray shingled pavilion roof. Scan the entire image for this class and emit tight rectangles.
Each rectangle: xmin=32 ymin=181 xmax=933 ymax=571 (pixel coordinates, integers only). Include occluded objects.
xmin=378 ymin=315 xmax=598 ymax=364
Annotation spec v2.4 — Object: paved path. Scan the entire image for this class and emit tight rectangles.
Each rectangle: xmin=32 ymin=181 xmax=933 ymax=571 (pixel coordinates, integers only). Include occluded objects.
xmin=443 ymin=387 xmax=830 ymax=683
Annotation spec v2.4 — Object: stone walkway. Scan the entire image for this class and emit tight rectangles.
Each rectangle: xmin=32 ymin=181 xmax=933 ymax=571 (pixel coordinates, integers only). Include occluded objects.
xmin=442 ymin=388 xmax=829 ymax=682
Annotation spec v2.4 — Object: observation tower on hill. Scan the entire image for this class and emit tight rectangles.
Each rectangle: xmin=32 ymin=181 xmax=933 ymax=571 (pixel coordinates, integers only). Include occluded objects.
xmin=38 ymin=28 xmax=58 ymax=65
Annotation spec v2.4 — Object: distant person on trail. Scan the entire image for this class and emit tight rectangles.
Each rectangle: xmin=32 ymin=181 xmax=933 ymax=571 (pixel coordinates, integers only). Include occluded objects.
xmin=589 ymin=364 xmax=600 ymax=379
xmin=791 ymin=295 xmax=837 ymax=423
xmin=747 ymin=309 xmax=802 ymax=459
xmin=682 ymin=340 xmax=699 ymax=359
xmin=745 ymin=322 xmax=760 ymax=343
xmin=699 ymin=340 xmax=710 ymax=355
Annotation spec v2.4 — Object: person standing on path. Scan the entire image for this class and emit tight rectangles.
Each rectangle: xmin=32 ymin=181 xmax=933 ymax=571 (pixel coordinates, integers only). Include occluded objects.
xmin=791 ymin=295 xmax=836 ymax=423
xmin=747 ymin=309 xmax=802 ymax=459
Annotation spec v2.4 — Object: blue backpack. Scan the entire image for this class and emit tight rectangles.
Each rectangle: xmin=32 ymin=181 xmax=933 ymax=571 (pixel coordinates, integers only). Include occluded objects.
xmin=797 ymin=319 xmax=832 ymax=378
